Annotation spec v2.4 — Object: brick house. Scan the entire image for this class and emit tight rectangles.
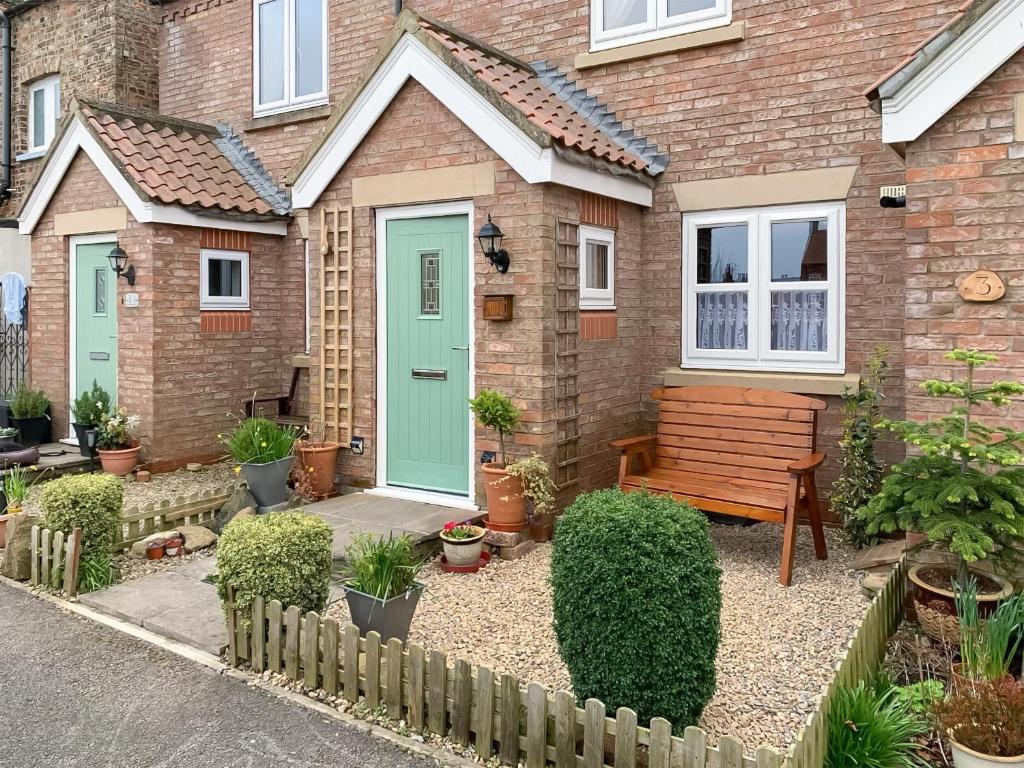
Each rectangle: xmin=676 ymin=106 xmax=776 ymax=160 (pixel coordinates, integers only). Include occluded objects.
xmin=14 ymin=0 xmax=1024 ymax=511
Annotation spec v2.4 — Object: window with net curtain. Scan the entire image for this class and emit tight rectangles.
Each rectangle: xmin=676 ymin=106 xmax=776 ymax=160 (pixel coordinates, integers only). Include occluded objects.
xmin=254 ymin=0 xmax=327 ymax=116
xmin=592 ymin=0 xmax=731 ymax=49
xmin=682 ymin=203 xmax=845 ymax=373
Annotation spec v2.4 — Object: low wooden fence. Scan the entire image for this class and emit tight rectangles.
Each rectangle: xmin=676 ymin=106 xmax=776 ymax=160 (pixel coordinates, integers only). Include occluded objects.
xmin=29 ymin=525 xmax=83 ymax=597
xmin=116 ymin=486 xmax=233 ymax=551
xmin=224 ymin=588 xmax=781 ymax=768
xmin=785 ymin=558 xmax=909 ymax=768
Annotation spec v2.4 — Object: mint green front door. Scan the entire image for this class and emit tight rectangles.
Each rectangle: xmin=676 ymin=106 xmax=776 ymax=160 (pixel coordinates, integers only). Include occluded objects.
xmin=385 ymin=215 xmax=470 ymax=495
xmin=74 ymin=242 xmax=118 ymax=412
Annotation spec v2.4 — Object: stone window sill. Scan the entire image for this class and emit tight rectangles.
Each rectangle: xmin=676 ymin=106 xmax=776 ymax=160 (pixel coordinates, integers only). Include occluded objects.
xmin=16 ymin=149 xmax=46 ymax=162
xmin=241 ymin=103 xmax=333 ymax=133
xmin=662 ymin=367 xmax=859 ymax=397
xmin=575 ymin=21 xmax=745 ymax=70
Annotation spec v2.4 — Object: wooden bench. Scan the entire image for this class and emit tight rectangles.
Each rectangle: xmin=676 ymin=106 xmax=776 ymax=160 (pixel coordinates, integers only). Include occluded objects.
xmin=610 ymin=386 xmax=828 ymax=586
xmin=244 ymin=367 xmax=308 ymax=429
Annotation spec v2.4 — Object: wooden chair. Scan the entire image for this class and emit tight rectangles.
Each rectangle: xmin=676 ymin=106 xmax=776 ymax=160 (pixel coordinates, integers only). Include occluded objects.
xmin=610 ymin=386 xmax=828 ymax=586
xmin=244 ymin=367 xmax=307 ymax=429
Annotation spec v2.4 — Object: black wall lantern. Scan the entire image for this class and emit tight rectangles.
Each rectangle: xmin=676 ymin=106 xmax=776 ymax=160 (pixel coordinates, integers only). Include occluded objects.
xmin=477 ymin=214 xmax=510 ymax=273
xmin=107 ymin=245 xmax=136 ymax=286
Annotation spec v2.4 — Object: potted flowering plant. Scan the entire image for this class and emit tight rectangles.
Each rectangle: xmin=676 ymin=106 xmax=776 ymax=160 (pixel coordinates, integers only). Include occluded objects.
xmin=221 ymin=416 xmax=298 ymax=509
xmin=468 ymin=389 xmax=526 ymax=531
xmin=935 ymin=678 xmax=1024 ymax=768
xmin=505 ymin=453 xmax=556 ymax=541
xmin=70 ymin=380 xmax=111 ymax=458
xmin=96 ymin=405 xmax=142 ymax=476
xmin=439 ymin=521 xmax=486 ymax=567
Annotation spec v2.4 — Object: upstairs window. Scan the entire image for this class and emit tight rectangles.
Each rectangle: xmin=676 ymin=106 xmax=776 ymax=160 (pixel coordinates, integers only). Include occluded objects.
xmin=682 ymin=203 xmax=845 ymax=374
xmin=591 ymin=0 xmax=731 ymax=50
xmin=253 ymin=0 xmax=327 ymax=116
xmin=27 ymin=75 xmax=60 ymax=153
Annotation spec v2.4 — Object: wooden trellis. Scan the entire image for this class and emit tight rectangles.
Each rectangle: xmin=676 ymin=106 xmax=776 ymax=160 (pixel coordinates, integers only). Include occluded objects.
xmin=319 ymin=206 xmax=354 ymax=445
xmin=554 ymin=218 xmax=581 ymax=505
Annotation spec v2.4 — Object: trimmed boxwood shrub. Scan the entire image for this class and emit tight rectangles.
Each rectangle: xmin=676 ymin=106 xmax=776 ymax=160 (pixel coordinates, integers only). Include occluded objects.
xmin=216 ymin=511 xmax=333 ymax=622
xmin=551 ymin=489 xmax=722 ymax=732
xmin=40 ymin=473 xmax=123 ymax=557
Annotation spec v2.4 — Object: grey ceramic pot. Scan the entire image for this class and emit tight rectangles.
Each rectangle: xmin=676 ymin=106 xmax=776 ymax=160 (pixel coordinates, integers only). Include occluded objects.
xmin=240 ymin=456 xmax=293 ymax=509
xmin=343 ymin=583 xmax=424 ymax=642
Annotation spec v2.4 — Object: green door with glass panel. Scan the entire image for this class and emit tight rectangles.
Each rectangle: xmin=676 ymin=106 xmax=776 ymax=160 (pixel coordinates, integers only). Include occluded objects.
xmin=385 ymin=215 xmax=470 ymax=495
xmin=74 ymin=242 xmax=118 ymax=413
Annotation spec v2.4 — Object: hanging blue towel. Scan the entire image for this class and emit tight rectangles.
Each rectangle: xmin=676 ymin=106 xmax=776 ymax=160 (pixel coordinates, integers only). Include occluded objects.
xmin=0 ymin=272 xmax=27 ymax=326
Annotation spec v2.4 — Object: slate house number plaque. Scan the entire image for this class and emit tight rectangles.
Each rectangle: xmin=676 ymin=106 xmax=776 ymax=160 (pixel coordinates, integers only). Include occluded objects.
xmin=959 ymin=270 xmax=1006 ymax=302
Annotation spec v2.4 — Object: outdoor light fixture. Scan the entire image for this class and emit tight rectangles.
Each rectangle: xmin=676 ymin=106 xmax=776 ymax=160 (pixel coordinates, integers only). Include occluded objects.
xmin=477 ymin=214 xmax=510 ymax=273
xmin=350 ymin=436 xmax=365 ymax=455
xmin=107 ymin=245 xmax=136 ymax=286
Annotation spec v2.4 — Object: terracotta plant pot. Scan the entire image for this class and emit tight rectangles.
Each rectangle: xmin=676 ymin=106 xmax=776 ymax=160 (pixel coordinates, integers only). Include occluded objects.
xmin=97 ymin=444 xmax=142 ymax=476
xmin=297 ymin=442 xmax=340 ymax=499
xmin=146 ymin=540 xmax=165 ymax=560
xmin=439 ymin=525 xmax=485 ymax=567
xmin=0 ymin=512 xmax=12 ymax=548
xmin=481 ymin=463 xmax=527 ymax=531
xmin=529 ymin=520 xmax=553 ymax=543
xmin=164 ymin=537 xmax=182 ymax=557
xmin=909 ymin=563 xmax=1013 ymax=614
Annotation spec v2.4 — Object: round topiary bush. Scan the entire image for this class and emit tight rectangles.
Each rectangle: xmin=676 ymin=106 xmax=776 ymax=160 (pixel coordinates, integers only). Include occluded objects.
xmin=216 ymin=511 xmax=333 ymax=621
xmin=551 ymin=488 xmax=722 ymax=731
xmin=39 ymin=473 xmax=123 ymax=557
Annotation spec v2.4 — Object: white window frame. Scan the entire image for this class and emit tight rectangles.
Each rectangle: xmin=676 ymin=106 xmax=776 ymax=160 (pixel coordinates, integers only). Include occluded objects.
xmin=27 ymin=75 xmax=60 ymax=153
xmin=590 ymin=0 xmax=731 ymax=52
xmin=579 ymin=225 xmax=616 ymax=310
xmin=252 ymin=0 xmax=328 ymax=118
xmin=682 ymin=202 xmax=845 ymax=374
xmin=200 ymin=249 xmax=250 ymax=310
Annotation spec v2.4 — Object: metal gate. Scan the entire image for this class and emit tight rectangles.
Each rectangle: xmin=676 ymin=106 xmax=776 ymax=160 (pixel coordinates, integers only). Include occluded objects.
xmin=0 ymin=289 xmax=28 ymax=398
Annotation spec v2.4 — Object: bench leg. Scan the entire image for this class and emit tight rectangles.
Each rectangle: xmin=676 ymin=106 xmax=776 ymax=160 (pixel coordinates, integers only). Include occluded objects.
xmin=804 ymin=475 xmax=828 ymax=561
xmin=779 ymin=475 xmax=800 ymax=587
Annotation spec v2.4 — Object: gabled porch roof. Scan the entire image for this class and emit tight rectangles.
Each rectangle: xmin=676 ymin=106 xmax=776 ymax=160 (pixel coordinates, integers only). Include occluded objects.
xmin=18 ymin=101 xmax=290 ymax=236
xmin=288 ymin=8 xmax=666 ymax=209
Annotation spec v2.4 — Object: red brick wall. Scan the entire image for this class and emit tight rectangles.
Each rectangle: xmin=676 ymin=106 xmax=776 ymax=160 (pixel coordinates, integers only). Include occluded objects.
xmin=904 ymin=50 xmax=1024 ymax=425
xmin=28 ymin=151 xmax=304 ymax=466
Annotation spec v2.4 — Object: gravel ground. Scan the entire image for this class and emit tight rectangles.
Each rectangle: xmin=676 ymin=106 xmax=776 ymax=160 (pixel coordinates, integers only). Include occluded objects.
xmin=114 ymin=547 xmax=217 ymax=583
xmin=327 ymin=522 xmax=866 ymax=753
xmin=24 ymin=461 xmax=239 ymax=514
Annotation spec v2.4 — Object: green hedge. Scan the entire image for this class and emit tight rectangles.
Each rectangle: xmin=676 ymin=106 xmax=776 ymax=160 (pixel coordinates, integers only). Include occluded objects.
xmin=216 ymin=511 xmax=334 ymax=622
xmin=40 ymin=473 xmax=123 ymax=557
xmin=551 ymin=489 xmax=722 ymax=732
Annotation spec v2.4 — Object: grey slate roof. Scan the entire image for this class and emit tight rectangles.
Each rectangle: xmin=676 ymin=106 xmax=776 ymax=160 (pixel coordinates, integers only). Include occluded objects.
xmin=214 ymin=126 xmax=292 ymax=216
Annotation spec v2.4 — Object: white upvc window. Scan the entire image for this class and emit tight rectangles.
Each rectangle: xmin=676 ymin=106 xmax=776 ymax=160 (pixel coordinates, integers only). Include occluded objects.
xmin=27 ymin=75 xmax=60 ymax=153
xmin=591 ymin=0 xmax=731 ymax=51
xmin=682 ymin=202 xmax=845 ymax=374
xmin=200 ymin=249 xmax=250 ymax=310
xmin=580 ymin=225 xmax=615 ymax=309
xmin=253 ymin=0 xmax=328 ymax=117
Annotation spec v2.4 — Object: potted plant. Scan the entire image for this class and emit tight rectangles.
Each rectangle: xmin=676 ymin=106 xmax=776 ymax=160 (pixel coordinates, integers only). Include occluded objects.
xmin=222 ymin=417 xmax=298 ymax=509
xmin=439 ymin=521 xmax=486 ymax=566
xmin=506 ymin=453 xmax=557 ymax=542
xmin=936 ymin=678 xmax=1024 ymax=768
xmin=0 ymin=465 xmax=51 ymax=548
xmin=857 ymin=350 xmax=1024 ymax=632
xmin=296 ymin=424 xmax=339 ymax=500
xmin=342 ymin=532 xmax=425 ymax=642
xmin=9 ymin=383 xmax=51 ymax=447
xmin=953 ymin=579 xmax=1024 ymax=685
xmin=0 ymin=426 xmax=18 ymax=451
xmin=70 ymin=380 xmax=111 ymax=458
xmin=469 ymin=389 xmax=526 ymax=531
xmin=95 ymin=405 xmax=142 ymax=476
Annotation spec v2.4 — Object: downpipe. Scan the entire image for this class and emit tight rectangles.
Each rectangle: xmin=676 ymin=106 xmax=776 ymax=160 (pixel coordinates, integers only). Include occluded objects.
xmin=0 ymin=10 xmax=11 ymax=204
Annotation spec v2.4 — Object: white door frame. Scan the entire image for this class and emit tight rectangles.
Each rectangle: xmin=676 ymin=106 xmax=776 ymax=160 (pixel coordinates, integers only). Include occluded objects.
xmin=67 ymin=233 xmax=118 ymax=439
xmin=367 ymin=200 xmax=478 ymax=512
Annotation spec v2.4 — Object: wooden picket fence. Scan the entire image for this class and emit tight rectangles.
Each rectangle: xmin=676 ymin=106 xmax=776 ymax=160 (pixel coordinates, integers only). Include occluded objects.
xmin=116 ymin=486 xmax=233 ymax=551
xmin=785 ymin=559 xmax=909 ymax=768
xmin=224 ymin=588 xmax=781 ymax=768
xmin=29 ymin=525 xmax=83 ymax=598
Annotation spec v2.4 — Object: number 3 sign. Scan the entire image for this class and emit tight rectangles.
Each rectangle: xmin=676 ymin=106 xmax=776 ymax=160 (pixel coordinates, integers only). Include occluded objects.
xmin=958 ymin=270 xmax=1006 ymax=302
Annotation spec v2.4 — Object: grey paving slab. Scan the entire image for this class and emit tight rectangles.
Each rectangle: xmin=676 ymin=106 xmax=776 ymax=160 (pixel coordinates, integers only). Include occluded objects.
xmin=143 ymin=591 xmax=228 ymax=656
xmin=172 ymin=555 xmax=219 ymax=579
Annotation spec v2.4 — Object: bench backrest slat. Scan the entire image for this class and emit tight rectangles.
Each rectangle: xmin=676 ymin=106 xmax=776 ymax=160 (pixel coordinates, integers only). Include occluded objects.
xmin=652 ymin=387 xmax=824 ymax=481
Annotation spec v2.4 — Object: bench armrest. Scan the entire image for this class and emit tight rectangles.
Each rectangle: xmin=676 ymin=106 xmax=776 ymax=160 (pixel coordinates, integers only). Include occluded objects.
xmin=609 ymin=435 xmax=657 ymax=453
xmin=245 ymin=395 xmax=290 ymax=418
xmin=788 ymin=452 xmax=826 ymax=475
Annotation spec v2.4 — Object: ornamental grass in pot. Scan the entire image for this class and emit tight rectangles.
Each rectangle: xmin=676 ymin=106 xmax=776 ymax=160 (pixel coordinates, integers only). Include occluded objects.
xmin=96 ymin=405 xmax=142 ymax=476
xmin=70 ymin=380 xmax=111 ymax=458
xmin=469 ymin=389 xmax=526 ymax=531
xmin=341 ymin=532 xmax=425 ymax=642
xmin=856 ymin=350 xmax=1024 ymax=637
xmin=9 ymin=383 xmax=51 ymax=447
xmin=439 ymin=521 xmax=485 ymax=567
xmin=935 ymin=678 xmax=1024 ymax=768
xmin=0 ymin=465 xmax=42 ymax=548
xmin=222 ymin=416 xmax=298 ymax=509
xmin=952 ymin=579 xmax=1024 ymax=687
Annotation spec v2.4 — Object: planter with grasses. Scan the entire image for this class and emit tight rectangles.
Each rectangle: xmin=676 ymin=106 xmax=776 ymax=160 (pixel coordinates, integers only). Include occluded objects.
xmin=341 ymin=532 xmax=425 ymax=642
xmin=9 ymin=384 xmax=51 ymax=447
xmin=222 ymin=417 xmax=298 ymax=510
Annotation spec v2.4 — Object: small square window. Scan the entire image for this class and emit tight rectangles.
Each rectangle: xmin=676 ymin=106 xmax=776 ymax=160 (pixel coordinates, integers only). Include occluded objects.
xmin=579 ymin=225 xmax=615 ymax=309
xmin=201 ymin=249 xmax=250 ymax=310
xmin=27 ymin=75 xmax=60 ymax=153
